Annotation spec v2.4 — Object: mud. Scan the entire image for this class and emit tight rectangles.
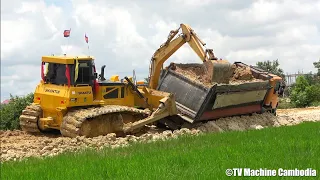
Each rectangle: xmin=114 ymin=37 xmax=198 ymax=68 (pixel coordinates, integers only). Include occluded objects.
xmin=1 ymin=107 xmax=319 ymax=163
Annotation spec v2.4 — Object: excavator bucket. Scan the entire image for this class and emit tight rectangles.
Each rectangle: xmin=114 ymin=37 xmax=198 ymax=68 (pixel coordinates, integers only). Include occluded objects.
xmin=203 ymin=60 xmax=235 ymax=84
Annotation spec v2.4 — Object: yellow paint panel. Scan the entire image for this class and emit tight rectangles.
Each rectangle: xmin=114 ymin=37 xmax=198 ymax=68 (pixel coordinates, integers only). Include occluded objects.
xmin=110 ymin=75 xmax=120 ymax=82
xmin=42 ymin=56 xmax=94 ymax=64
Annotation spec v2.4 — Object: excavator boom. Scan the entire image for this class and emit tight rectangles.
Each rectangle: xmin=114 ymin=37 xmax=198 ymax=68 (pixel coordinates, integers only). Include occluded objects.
xmin=148 ymin=23 xmax=232 ymax=89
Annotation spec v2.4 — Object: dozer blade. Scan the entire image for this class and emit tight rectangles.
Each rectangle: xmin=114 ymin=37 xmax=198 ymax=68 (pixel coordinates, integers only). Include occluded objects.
xmin=124 ymin=94 xmax=177 ymax=133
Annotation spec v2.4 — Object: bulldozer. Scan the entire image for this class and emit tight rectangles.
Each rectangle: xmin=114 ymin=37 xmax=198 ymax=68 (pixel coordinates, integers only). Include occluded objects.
xmin=19 ymin=55 xmax=178 ymax=137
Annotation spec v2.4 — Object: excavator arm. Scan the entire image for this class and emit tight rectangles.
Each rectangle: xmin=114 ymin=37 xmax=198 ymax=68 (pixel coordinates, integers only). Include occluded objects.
xmin=148 ymin=23 xmax=231 ymax=89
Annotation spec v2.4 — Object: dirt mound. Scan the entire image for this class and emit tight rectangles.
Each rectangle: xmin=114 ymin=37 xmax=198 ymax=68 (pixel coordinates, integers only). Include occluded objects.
xmin=232 ymin=65 xmax=253 ymax=80
xmin=1 ymin=107 xmax=319 ymax=162
xmin=170 ymin=62 xmax=263 ymax=86
xmin=172 ymin=63 xmax=212 ymax=87
xmin=0 ymin=130 xmax=27 ymax=137
xmin=197 ymin=107 xmax=320 ymax=133
xmin=0 ymin=127 xmax=199 ymax=162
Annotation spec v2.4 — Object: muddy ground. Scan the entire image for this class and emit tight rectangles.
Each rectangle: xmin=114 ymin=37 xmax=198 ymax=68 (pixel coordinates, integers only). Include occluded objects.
xmin=1 ymin=107 xmax=319 ymax=162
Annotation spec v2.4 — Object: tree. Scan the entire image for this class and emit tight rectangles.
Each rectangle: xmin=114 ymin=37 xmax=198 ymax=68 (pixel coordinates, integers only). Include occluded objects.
xmin=0 ymin=93 xmax=34 ymax=130
xmin=313 ymin=59 xmax=320 ymax=76
xmin=304 ymin=73 xmax=316 ymax=85
xmin=289 ymin=76 xmax=310 ymax=107
xmin=256 ymin=59 xmax=286 ymax=81
xmin=289 ymin=76 xmax=320 ymax=107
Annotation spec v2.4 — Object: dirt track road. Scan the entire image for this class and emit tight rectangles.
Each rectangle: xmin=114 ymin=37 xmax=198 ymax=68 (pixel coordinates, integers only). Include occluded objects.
xmin=1 ymin=107 xmax=319 ymax=162
xmin=277 ymin=107 xmax=320 ymax=122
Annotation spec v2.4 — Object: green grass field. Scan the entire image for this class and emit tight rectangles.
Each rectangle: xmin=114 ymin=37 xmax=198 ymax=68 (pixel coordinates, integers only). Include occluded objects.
xmin=2 ymin=122 xmax=320 ymax=180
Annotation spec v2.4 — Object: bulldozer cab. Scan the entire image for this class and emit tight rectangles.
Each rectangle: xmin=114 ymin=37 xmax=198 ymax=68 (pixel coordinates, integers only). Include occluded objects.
xmin=42 ymin=55 xmax=97 ymax=88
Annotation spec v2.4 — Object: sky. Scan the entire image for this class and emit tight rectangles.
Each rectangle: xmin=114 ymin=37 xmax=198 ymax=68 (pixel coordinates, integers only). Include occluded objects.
xmin=1 ymin=0 xmax=320 ymax=101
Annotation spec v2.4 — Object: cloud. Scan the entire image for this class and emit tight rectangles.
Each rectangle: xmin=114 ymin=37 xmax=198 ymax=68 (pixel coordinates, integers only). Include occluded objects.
xmin=1 ymin=0 xmax=320 ymax=100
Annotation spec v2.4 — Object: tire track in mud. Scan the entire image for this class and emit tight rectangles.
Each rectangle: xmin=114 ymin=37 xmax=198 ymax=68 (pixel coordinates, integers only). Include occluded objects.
xmin=1 ymin=107 xmax=319 ymax=162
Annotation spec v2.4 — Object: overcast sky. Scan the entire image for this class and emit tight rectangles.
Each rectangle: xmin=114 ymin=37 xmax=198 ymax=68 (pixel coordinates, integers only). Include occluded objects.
xmin=1 ymin=0 xmax=320 ymax=101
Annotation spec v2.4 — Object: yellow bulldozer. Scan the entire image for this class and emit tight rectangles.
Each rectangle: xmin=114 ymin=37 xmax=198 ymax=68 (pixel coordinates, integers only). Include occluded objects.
xmin=19 ymin=55 xmax=177 ymax=137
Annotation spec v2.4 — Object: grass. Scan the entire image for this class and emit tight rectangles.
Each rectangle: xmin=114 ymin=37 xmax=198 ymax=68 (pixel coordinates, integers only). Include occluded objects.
xmin=1 ymin=122 xmax=320 ymax=180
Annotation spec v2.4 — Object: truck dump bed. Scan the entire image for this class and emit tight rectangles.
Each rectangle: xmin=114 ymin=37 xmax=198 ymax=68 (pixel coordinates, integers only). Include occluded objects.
xmin=157 ymin=63 xmax=272 ymax=122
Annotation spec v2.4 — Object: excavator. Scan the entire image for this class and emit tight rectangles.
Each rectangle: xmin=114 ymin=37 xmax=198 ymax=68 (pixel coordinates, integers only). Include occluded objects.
xmin=148 ymin=23 xmax=234 ymax=89
xmin=146 ymin=23 xmax=283 ymax=128
xmin=19 ymin=55 xmax=178 ymax=137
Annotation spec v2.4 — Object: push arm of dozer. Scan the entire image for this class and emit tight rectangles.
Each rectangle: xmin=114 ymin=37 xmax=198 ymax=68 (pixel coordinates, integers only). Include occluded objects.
xmin=123 ymin=94 xmax=177 ymax=133
xmin=124 ymin=76 xmax=151 ymax=109
xmin=148 ymin=23 xmax=218 ymax=89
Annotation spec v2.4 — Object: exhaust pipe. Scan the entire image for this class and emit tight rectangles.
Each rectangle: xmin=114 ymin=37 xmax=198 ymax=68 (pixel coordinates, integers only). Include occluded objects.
xmin=100 ymin=65 xmax=106 ymax=81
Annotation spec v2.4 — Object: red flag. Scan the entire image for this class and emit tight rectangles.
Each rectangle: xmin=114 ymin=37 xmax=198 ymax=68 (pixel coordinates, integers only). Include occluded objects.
xmin=64 ymin=29 xmax=71 ymax=37
xmin=85 ymin=34 xmax=88 ymax=43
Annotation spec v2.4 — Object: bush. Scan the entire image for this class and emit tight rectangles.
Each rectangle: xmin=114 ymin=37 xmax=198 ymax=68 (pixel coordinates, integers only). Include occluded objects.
xmin=277 ymin=98 xmax=295 ymax=109
xmin=0 ymin=93 xmax=34 ymax=130
xmin=289 ymin=76 xmax=320 ymax=107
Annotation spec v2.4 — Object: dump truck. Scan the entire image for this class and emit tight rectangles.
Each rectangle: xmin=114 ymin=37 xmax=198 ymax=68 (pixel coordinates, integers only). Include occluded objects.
xmin=145 ymin=23 xmax=283 ymax=128
xmin=155 ymin=62 xmax=282 ymax=128
xmin=19 ymin=55 xmax=178 ymax=137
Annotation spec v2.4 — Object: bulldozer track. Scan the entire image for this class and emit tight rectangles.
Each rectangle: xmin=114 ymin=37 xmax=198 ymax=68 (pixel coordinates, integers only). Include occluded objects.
xmin=60 ymin=105 xmax=150 ymax=138
xmin=19 ymin=104 xmax=42 ymax=133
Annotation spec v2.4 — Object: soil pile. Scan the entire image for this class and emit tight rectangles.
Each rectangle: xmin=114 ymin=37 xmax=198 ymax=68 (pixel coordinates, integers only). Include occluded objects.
xmin=170 ymin=63 xmax=264 ymax=86
xmin=0 ymin=127 xmax=199 ymax=162
xmin=173 ymin=63 xmax=212 ymax=87
xmin=197 ymin=106 xmax=320 ymax=133
xmin=232 ymin=65 xmax=253 ymax=80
